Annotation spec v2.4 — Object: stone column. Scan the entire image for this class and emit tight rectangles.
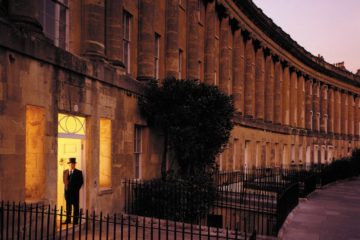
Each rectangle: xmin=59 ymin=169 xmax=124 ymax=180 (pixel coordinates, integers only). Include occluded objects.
xmin=106 ymin=0 xmax=123 ymax=66
xmin=313 ymin=81 xmax=320 ymax=132
xmin=298 ymin=74 xmax=305 ymax=128
xmin=264 ymin=52 xmax=274 ymax=122
xmin=187 ymin=0 xmax=199 ymax=79
xmin=219 ymin=16 xmax=230 ymax=94
xmin=305 ymin=79 xmax=313 ymax=130
xmin=274 ymin=59 xmax=283 ymax=124
xmin=341 ymin=91 xmax=348 ymax=135
xmin=334 ymin=89 xmax=341 ymax=134
xmin=8 ymin=0 xmax=43 ymax=32
xmin=328 ymin=86 xmax=335 ymax=133
xmin=204 ymin=1 xmax=216 ymax=84
xmin=282 ymin=63 xmax=290 ymax=125
xmin=244 ymin=36 xmax=255 ymax=118
xmin=165 ymin=0 xmax=179 ymax=77
xmin=348 ymin=94 xmax=354 ymax=136
xmin=290 ymin=69 xmax=298 ymax=127
xmin=255 ymin=45 xmax=265 ymax=120
xmin=83 ymin=0 xmax=106 ymax=58
xmin=232 ymin=29 xmax=245 ymax=113
xmin=320 ymin=84 xmax=328 ymax=133
xmin=138 ymin=0 xmax=155 ymax=80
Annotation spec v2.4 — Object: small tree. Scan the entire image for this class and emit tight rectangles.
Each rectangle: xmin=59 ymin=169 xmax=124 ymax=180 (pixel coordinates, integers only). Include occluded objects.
xmin=139 ymin=77 xmax=234 ymax=177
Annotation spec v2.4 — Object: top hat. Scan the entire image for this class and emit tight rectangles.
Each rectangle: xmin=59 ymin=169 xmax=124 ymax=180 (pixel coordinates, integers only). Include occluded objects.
xmin=67 ymin=158 xmax=77 ymax=164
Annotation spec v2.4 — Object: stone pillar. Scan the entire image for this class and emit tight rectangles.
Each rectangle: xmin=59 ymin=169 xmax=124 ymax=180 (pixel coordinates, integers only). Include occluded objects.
xmin=232 ymin=29 xmax=245 ymax=113
xmin=219 ymin=16 xmax=230 ymax=94
xmin=320 ymin=84 xmax=328 ymax=133
xmin=106 ymin=0 xmax=123 ymax=66
xmin=138 ymin=0 xmax=155 ymax=80
xmin=348 ymin=94 xmax=354 ymax=136
xmin=298 ymin=74 xmax=305 ymax=128
xmin=282 ymin=63 xmax=290 ymax=125
xmin=8 ymin=0 xmax=43 ymax=32
xmin=255 ymin=45 xmax=265 ymax=120
xmin=341 ymin=91 xmax=348 ymax=135
xmin=305 ymin=79 xmax=313 ymax=130
xmin=187 ymin=0 xmax=199 ymax=79
xmin=165 ymin=0 xmax=179 ymax=77
xmin=290 ymin=69 xmax=298 ymax=127
xmin=83 ymin=0 xmax=105 ymax=58
xmin=334 ymin=89 xmax=341 ymax=134
xmin=264 ymin=53 xmax=274 ymax=122
xmin=244 ymin=36 xmax=255 ymax=118
xmin=313 ymin=81 xmax=320 ymax=132
xmin=204 ymin=1 xmax=216 ymax=84
xmin=274 ymin=59 xmax=283 ymax=124
xmin=328 ymin=86 xmax=335 ymax=133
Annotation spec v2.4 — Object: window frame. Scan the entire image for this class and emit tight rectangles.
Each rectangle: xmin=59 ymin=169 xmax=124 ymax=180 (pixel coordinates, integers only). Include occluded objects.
xmin=123 ymin=10 xmax=132 ymax=74
xmin=134 ymin=125 xmax=142 ymax=179
xmin=154 ymin=33 xmax=160 ymax=80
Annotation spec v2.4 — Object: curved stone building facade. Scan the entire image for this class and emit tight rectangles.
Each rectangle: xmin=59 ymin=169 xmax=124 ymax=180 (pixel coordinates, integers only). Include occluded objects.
xmin=0 ymin=0 xmax=359 ymax=212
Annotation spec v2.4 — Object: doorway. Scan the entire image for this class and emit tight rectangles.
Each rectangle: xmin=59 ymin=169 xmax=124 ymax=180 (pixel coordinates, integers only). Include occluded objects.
xmin=57 ymin=114 xmax=86 ymax=212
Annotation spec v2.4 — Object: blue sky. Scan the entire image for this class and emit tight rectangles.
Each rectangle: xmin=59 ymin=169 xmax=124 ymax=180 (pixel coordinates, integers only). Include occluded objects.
xmin=252 ymin=0 xmax=360 ymax=73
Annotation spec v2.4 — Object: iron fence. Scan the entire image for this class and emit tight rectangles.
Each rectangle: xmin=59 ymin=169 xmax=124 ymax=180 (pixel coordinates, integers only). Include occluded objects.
xmin=0 ymin=201 xmax=256 ymax=240
xmin=124 ymin=168 xmax=301 ymax=237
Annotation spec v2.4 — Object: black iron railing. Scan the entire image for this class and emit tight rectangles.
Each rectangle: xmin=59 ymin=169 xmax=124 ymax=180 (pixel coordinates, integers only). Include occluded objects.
xmin=0 ymin=201 xmax=254 ymax=240
xmin=124 ymin=168 xmax=302 ymax=237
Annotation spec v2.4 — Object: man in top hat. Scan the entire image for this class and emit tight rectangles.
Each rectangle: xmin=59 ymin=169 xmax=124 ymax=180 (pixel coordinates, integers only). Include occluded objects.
xmin=63 ymin=157 xmax=84 ymax=224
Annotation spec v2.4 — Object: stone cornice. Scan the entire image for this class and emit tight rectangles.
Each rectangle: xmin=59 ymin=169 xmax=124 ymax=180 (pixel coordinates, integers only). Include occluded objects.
xmin=232 ymin=0 xmax=360 ymax=88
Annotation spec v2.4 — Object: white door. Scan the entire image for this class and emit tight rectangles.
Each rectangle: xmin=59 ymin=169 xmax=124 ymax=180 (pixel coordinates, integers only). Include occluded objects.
xmin=57 ymin=138 xmax=85 ymax=211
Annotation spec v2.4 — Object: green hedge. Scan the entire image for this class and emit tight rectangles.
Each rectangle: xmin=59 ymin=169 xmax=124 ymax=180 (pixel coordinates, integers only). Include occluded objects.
xmin=131 ymin=173 xmax=217 ymax=223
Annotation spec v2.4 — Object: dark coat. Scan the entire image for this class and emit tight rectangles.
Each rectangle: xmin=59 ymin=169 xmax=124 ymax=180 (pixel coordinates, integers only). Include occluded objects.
xmin=63 ymin=168 xmax=84 ymax=203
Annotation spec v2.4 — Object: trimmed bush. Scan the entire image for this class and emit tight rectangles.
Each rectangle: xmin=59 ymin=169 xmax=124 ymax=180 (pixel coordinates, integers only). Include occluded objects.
xmin=131 ymin=173 xmax=217 ymax=223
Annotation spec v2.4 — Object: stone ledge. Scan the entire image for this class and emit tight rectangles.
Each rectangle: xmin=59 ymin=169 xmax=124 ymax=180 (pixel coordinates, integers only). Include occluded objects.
xmin=0 ymin=20 xmax=144 ymax=96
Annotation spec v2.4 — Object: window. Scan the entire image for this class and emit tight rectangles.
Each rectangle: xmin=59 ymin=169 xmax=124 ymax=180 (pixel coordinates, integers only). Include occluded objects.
xmin=255 ymin=142 xmax=260 ymax=168
xmin=134 ymin=126 xmax=142 ymax=179
xmin=291 ymin=144 xmax=295 ymax=164
xmin=197 ymin=0 xmax=204 ymax=24
xmin=198 ymin=60 xmax=202 ymax=80
xmin=314 ymin=145 xmax=319 ymax=164
xmin=178 ymin=49 xmax=183 ymax=79
xmin=123 ymin=10 xmax=132 ymax=74
xmin=41 ymin=0 xmax=69 ymax=49
xmin=99 ymin=118 xmax=112 ymax=188
xmin=26 ymin=105 xmax=45 ymax=200
xmin=154 ymin=33 xmax=160 ymax=79
xmin=214 ymin=71 xmax=217 ymax=86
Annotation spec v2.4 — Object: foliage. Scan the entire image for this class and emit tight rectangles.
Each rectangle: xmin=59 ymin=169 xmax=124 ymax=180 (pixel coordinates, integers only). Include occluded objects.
xmin=131 ymin=173 xmax=217 ymax=222
xmin=139 ymin=77 xmax=234 ymax=176
xmin=320 ymin=149 xmax=360 ymax=184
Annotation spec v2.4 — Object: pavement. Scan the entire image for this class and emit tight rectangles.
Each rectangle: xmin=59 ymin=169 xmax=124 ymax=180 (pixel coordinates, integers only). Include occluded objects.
xmin=278 ymin=177 xmax=360 ymax=240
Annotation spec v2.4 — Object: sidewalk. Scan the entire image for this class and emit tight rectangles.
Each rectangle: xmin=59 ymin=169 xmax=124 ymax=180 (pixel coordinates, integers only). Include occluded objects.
xmin=279 ymin=177 xmax=360 ymax=240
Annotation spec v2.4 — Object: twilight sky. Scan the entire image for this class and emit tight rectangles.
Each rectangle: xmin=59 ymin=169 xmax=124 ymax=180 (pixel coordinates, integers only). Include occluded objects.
xmin=252 ymin=0 xmax=360 ymax=73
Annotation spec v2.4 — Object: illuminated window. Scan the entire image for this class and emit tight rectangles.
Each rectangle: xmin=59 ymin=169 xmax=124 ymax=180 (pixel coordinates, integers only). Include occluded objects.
xmin=26 ymin=105 xmax=45 ymax=200
xmin=41 ymin=0 xmax=69 ymax=49
xmin=58 ymin=113 xmax=86 ymax=135
xmin=134 ymin=125 xmax=142 ymax=179
xmin=123 ymin=10 xmax=132 ymax=74
xmin=99 ymin=118 xmax=112 ymax=188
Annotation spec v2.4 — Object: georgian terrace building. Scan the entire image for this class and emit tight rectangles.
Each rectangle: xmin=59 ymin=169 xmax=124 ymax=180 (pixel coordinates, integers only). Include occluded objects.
xmin=0 ymin=0 xmax=359 ymax=213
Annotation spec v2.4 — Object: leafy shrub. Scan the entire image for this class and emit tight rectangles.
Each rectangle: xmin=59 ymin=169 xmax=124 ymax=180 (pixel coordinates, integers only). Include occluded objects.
xmin=131 ymin=173 xmax=217 ymax=223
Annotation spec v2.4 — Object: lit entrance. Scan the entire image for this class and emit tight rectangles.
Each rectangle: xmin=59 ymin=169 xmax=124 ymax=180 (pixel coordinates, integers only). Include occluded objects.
xmin=57 ymin=114 xmax=86 ymax=212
